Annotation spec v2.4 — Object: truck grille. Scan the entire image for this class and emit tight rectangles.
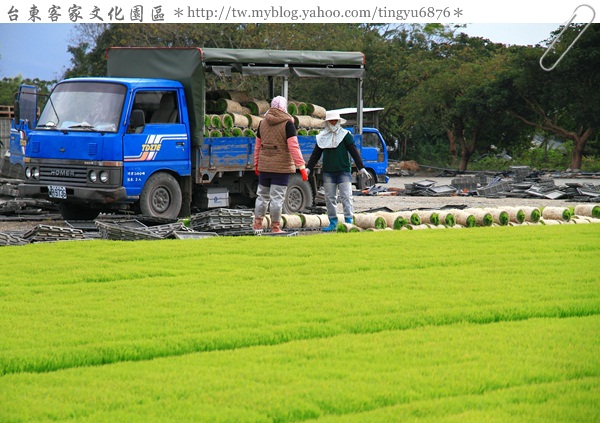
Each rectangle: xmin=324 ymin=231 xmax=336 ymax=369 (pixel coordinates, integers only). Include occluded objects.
xmin=39 ymin=165 xmax=88 ymax=186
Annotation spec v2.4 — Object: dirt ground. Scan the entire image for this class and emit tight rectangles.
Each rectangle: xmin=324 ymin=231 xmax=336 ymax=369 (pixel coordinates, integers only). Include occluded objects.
xmin=1 ymin=172 xmax=598 ymax=234
xmin=353 ymin=173 xmax=599 ymax=213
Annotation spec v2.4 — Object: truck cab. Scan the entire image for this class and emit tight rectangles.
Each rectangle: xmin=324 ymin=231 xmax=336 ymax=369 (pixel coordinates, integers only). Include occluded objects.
xmin=19 ymin=78 xmax=191 ymax=219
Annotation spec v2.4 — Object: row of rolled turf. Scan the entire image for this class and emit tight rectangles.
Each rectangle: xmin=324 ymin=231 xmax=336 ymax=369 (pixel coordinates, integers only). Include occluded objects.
xmin=258 ymin=204 xmax=600 ymax=232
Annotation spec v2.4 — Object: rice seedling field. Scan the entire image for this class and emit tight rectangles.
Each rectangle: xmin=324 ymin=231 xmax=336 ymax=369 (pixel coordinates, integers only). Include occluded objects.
xmin=0 ymin=225 xmax=599 ymax=422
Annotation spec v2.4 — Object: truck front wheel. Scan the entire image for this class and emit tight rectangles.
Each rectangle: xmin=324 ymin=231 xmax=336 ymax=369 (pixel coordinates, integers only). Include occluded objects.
xmin=139 ymin=172 xmax=182 ymax=219
xmin=283 ymin=174 xmax=313 ymax=214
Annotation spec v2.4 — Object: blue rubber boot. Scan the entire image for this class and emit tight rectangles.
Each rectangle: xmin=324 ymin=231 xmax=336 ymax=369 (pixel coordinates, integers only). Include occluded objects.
xmin=345 ymin=217 xmax=353 ymax=224
xmin=322 ymin=218 xmax=338 ymax=232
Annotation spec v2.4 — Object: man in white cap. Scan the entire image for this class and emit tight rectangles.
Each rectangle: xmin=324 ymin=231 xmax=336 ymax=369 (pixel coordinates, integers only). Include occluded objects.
xmin=306 ymin=110 xmax=371 ymax=231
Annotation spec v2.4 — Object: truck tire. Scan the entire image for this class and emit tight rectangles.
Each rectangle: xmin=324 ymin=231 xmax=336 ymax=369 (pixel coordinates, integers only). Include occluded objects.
xmin=283 ymin=174 xmax=313 ymax=214
xmin=356 ymin=169 xmax=377 ymax=190
xmin=58 ymin=203 xmax=100 ymax=221
xmin=139 ymin=172 xmax=182 ymax=219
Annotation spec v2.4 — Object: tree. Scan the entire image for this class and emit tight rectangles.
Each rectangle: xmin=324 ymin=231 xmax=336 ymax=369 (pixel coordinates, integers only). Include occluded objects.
xmin=0 ymin=76 xmax=55 ymax=106
xmin=503 ymin=24 xmax=600 ymax=170
xmin=399 ymin=35 xmax=529 ymax=171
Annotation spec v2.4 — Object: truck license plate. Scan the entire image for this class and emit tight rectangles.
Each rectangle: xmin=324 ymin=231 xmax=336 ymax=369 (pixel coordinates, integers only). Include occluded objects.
xmin=48 ymin=185 xmax=67 ymax=199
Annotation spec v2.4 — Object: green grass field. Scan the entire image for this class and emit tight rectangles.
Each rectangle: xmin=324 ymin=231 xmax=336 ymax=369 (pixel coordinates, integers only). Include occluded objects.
xmin=0 ymin=225 xmax=599 ymax=422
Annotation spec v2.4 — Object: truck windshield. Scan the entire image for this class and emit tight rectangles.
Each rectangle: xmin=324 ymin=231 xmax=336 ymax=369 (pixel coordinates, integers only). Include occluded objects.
xmin=37 ymin=82 xmax=126 ymax=132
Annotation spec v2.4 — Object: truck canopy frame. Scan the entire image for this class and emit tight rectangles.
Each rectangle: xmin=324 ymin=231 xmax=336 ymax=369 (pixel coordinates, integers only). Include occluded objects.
xmin=106 ymin=47 xmax=367 ymax=144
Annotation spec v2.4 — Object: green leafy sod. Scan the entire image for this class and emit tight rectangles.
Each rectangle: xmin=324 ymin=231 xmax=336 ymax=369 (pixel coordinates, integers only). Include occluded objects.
xmin=393 ymin=216 xmax=408 ymax=230
xmin=0 ymin=225 xmax=598 ymax=421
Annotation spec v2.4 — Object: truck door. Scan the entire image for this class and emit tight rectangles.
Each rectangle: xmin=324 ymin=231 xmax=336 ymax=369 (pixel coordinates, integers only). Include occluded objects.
xmin=359 ymin=129 xmax=388 ymax=185
xmin=10 ymin=85 xmax=38 ymax=166
xmin=361 ymin=131 xmax=385 ymax=164
xmin=123 ymin=89 xmax=190 ymax=197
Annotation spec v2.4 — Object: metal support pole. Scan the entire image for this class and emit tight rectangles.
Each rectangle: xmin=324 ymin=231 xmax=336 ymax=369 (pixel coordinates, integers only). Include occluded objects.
xmin=356 ymin=78 xmax=363 ymax=135
xmin=268 ymin=76 xmax=275 ymax=99
xmin=282 ymin=77 xmax=288 ymax=99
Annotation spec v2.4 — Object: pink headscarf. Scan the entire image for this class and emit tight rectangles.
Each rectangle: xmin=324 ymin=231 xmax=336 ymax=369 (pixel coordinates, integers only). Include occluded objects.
xmin=270 ymin=96 xmax=288 ymax=112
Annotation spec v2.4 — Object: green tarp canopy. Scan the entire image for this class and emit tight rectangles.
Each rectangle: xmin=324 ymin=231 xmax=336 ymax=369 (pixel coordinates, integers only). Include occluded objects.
xmin=106 ymin=47 xmax=365 ymax=144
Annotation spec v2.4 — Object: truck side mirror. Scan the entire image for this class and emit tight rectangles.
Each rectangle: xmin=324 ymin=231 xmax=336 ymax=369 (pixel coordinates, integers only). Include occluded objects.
xmin=129 ymin=109 xmax=145 ymax=133
xmin=13 ymin=92 xmax=20 ymax=123
xmin=387 ymin=139 xmax=398 ymax=153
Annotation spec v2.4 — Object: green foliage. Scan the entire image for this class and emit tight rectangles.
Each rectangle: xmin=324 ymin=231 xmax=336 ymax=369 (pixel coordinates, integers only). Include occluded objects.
xmin=502 ymin=24 xmax=600 ymax=170
xmin=14 ymin=23 xmax=597 ymax=172
xmin=0 ymin=225 xmax=598 ymax=420
xmin=468 ymin=155 xmax=512 ymax=172
xmin=516 ymin=145 xmax=572 ymax=171
xmin=581 ymin=155 xmax=600 ymax=172
xmin=0 ymin=76 xmax=55 ymax=106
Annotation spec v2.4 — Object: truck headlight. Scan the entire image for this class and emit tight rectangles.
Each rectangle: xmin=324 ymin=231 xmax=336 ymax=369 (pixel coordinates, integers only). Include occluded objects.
xmin=25 ymin=167 xmax=39 ymax=179
xmin=89 ymin=170 xmax=97 ymax=182
xmin=99 ymin=171 xmax=109 ymax=183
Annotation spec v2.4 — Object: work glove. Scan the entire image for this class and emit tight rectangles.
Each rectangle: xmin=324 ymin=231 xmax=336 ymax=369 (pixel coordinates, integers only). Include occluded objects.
xmin=300 ymin=168 xmax=309 ymax=181
xmin=255 ymin=165 xmax=259 ymax=176
xmin=359 ymin=168 xmax=372 ymax=183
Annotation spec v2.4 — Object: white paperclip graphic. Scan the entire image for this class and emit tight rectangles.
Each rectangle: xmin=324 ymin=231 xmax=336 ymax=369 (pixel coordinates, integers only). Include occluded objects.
xmin=540 ymin=4 xmax=596 ymax=71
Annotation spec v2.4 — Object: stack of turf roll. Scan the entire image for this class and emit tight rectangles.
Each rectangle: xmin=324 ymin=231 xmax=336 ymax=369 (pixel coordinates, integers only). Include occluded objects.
xmin=209 ymin=114 xmax=223 ymax=128
xmin=337 ymin=222 xmax=362 ymax=232
xmin=504 ymin=206 xmax=526 ymax=225
xmin=353 ymin=213 xmax=387 ymax=230
xmin=226 ymin=113 xmax=252 ymax=129
xmin=287 ymin=101 xmax=308 ymax=116
xmin=281 ymin=214 xmax=303 ymax=230
xmin=484 ymin=208 xmax=510 ymax=226
xmin=246 ymin=114 xmax=263 ymax=130
xmin=426 ymin=223 xmax=446 ymax=229
xmin=541 ymin=206 xmax=572 ymax=224
xmin=298 ymin=213 xmax=322 ymax=229
xmin=294 ymin=116 xmax=325 ymax=132
xmin=520 ymin=206 xmax=541 ymax=223
xmin=379 ymin=212 xmax=412 ymax=230
xmin=205 ymin=96 xmax=245 ymax=115
xmin=403 ymin=224 xmax=429 ymax=230
xmin=570 ymin=215 xmax=592 ymax=224
xmin=453 ymin=209 xmax=477 ymax=228
xmin=396 ymin=211 xmax=421 ymax=228
xmin=287 ymin=100 xmax=327 ymax=124
xmin=415 ymin=210 xmax=440 ymax=226
xmin=437 ymin=210 xmax=456 ymax=227
xmin=306 ymin=103 xmax=326 ymax=119
xmin=244 ymin=100 xmax=270 ymax=116
xmin=574 ymin=204 xmax=600 ymax=219
xmin=318 ymin=215 xmax=330 ymax=229
xmin=204 ymin=90 xmax=264 ymax=138
xmin=374 ymin=211 xmax=401 ymax=229
xmin=204 ymin=93 xmax=329 ymax=139
xmin=465 ymin=208 xmax=494 ymax=227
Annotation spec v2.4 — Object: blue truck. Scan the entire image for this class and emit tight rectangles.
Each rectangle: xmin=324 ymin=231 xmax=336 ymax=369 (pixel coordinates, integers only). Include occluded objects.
xmin=18 ymin=47 xmax=389 ymax=220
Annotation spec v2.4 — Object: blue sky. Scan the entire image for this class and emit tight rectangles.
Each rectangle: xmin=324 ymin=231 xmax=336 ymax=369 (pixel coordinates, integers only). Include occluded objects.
xmin=0 ymin=23 xmax=560 ymax=81
xmin=0 ymin=24 xmax=74 ymax=80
